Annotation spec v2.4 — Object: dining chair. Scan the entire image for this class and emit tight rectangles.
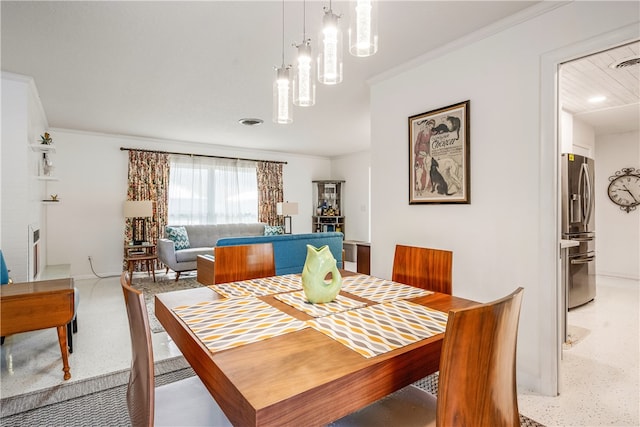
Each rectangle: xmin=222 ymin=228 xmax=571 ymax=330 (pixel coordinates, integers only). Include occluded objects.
xmin=213 ymin=243 xmax=276 ymax=284
xmin=392 ymin=245 xmax=453 ymax=294
xmin=120 ymin=272 xmax=232 ymax=427
xmin=331 ymin=287 xmax=525 ymax=427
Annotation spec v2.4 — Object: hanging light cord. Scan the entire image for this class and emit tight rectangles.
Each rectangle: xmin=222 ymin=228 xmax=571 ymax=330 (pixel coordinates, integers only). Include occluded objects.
xmin=303 ymin=0 xmax=307 ymax=41
xmin=281 ymin=0 xmax=285 ymax=66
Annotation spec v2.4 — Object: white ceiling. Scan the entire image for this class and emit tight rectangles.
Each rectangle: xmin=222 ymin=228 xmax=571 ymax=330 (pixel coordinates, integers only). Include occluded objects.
xmin=1 ymin=1 xmax=544 ymax=157
xmin=560 ymin=41 xmax=640 ymax=137
xmin=6 ymin=2 xmax=636 ymax=158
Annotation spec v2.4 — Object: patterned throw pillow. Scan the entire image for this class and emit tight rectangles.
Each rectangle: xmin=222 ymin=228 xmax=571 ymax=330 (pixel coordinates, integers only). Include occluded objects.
xmin=165 ymin=226 xmax=190 ymax=250
xmin=264 ymin=225 xmax=284 ymax=236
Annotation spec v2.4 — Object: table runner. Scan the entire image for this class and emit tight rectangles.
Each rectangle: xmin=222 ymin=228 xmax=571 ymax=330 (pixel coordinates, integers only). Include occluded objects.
xmin=308 ymin=300 xmax=448 ymax=358
xmin=172 ymin=297 xmax=306 ymax=353
xmin=209 ymin=274 xmax=302 ymax=298
xmin=341 ymin=274 xmax=433 ymax=303
xmin=274 ymin=290 xmax=367 ymax=318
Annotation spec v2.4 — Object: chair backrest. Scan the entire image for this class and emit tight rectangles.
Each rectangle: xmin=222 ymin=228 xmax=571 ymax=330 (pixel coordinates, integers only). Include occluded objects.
xmin=214 ymin=243 xmax=276 ymax=284
xmin=437 ymin=287 xmax=524 ymax=427
xmin=1 ymin=249 xmax=10 ymax=285
xmin=120 ymin=272 xmax=155 ymax=427
xmin=392 ymin=245 xmax=452 ymax=294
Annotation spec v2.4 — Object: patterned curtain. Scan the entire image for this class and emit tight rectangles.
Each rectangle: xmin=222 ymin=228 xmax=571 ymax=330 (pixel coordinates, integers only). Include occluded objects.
xmin=125 ymin=151 xmax=170 ymax=268
xmin=256 ymin=162 xmax=283 ymax=226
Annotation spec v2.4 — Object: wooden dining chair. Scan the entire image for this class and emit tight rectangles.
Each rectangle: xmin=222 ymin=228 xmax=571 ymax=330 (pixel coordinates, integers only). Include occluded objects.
xmin=331 ymin=287 xmax=525 ymax=427
xmin=213 ymin=243 xmax=276 ymax=284
xmin=120 ymin=272 xmax=232 ymax=427
xmin=392 ymin=245 xmax=453 ymax=295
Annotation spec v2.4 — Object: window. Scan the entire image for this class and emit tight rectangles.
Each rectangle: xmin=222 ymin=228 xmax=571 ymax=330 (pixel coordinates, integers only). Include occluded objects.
xmin=167 ymin=155 xmax=258 ymax=224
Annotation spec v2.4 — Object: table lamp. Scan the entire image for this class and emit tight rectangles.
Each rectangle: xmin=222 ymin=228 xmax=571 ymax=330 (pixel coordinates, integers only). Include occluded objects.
xmin=123 ymin=200 xmax=153 ymax=245
xmin=277 ymin=202 xmax=299 ymax=234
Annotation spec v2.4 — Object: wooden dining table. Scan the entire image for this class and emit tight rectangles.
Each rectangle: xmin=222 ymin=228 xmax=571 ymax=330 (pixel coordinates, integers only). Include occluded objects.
xmin=155 ymin=272 xmax=476 ymax=427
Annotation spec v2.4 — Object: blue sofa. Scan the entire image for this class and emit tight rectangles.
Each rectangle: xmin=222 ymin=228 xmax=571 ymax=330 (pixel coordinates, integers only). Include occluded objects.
xmin=216 ymin=232 xmax=344 ymax=275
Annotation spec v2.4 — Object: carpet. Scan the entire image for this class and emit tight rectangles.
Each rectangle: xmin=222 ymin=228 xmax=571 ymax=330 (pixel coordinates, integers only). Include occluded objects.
xmin=0 ymin=355 xmax=191 ymax=422
xmin=131 ymin=272 xmax=203 ymax=333
xmin=1 ymin=363 xmax=545 ymax=426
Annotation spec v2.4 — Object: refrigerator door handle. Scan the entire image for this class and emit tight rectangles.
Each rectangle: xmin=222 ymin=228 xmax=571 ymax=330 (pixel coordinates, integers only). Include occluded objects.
xmin=581 ymin=163 xmax=593 ymax=226
xmin=571 ymin=255 xmax=595 ymax=265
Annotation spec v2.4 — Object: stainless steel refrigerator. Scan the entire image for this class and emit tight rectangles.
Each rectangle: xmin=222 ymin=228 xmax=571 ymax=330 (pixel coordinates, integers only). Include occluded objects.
xmin=561 ymin=153 xmax=596 ymax=309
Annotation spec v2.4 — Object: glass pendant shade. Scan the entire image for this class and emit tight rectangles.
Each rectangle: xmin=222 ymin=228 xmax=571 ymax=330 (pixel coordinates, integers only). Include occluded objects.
xmin=317 ymin=9 xmax=343 ymax=85
xmin=348 ymin=0 xmax=378 ymax=57
xmin=273 ymin=66 xmax=293 ymax=124
xmin=293 ymin=42 xmax=316 ymax=107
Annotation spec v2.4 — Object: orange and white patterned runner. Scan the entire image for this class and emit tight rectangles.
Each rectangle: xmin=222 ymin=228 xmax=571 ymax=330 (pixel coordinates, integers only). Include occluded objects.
xmin=274 ymin=290 xmax=367 ymax=318
xmin=209 ymin=274 xmax=302 ymax=298
xmin=172 ymin=297 xmax=306 ymax=353
xmin=341 ymin=275 xmax=433 ymax=303
xmin=308 ymin=300 xmax=448 ymax=358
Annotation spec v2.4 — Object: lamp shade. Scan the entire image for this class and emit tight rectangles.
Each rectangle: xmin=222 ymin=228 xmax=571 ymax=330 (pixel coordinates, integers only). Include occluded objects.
xmin=277 ymin=202 xmax=299 ymax=216
xmin=123 ymin=200 xmax=153 ymax=218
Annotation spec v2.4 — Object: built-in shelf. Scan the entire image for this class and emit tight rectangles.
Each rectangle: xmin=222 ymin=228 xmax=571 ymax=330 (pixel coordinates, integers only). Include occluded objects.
xmin=42 ymin=200 xmax=61 ymax=205
xmin=30 ymin=143 xmax=56 ymax=153
xmin=37 ymin=176 xmax=59 ymax=181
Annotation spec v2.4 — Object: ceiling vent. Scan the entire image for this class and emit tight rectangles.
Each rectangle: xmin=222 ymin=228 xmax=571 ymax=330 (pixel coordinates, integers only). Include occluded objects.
xmin=238 ymin=118 xmax=264 ymax=126
xmin=610 ymin=56 xmax=640 ymax=69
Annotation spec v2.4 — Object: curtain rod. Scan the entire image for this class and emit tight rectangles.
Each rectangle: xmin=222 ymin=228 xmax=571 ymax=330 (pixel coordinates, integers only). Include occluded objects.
xmin=119 ymin=147 xmax=287 ymax=165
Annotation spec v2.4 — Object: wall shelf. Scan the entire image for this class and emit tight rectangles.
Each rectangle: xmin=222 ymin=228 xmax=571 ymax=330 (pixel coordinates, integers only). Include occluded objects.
xmin=30 ymin=143 xmax=56 ymax=153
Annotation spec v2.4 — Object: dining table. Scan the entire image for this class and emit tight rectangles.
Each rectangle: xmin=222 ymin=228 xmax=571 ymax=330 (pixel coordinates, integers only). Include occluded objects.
xmin=155 ymin=271 xmax=476 ymax=427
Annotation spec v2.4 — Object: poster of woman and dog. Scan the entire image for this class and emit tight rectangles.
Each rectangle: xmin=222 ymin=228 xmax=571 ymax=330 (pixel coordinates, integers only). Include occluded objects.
xmin=409 ymin=100 xmax=470 ymax=204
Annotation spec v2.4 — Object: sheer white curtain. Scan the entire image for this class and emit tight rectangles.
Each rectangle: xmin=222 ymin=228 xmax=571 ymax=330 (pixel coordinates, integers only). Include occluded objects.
xmin=167 ymin=155 xmax=258 ymax=224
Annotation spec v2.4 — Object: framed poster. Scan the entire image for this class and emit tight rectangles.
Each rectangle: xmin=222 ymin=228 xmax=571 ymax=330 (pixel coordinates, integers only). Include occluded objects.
xmin=409 ymin=100 xmax=470 ymax=204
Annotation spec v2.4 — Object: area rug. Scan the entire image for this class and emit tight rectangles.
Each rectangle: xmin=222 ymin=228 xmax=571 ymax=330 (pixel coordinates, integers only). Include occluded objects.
xmin=0 ymin=366 xmax=545 ymax=427
xmin=131 ymin=271 xmax=203 ymax=333
xmin=0 ymin=355 xmax=191 ymax=421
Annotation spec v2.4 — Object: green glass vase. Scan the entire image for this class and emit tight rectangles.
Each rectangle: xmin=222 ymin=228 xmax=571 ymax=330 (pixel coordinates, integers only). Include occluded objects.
xmin=301 ymin=244 xmax=342 ymax=303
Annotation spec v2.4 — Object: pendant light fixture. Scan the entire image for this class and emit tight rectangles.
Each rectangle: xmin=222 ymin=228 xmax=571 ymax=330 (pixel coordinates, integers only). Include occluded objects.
xmin=348 ymin=0 xmax=378 ymax=57
xmin=273 ymin=0 xmax=292 ymax=124
xmin=317 ymin=0 xmax=343 ymax=85
xmin=293 ymin=0 xmax=316 ymax=107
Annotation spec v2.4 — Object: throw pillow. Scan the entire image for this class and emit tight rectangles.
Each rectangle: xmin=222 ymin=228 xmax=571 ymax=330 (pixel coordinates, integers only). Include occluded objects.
xmin=165 ymin=226 xmax=190 ymax=250
xmin=264 ymin=225 xmax=284 ymax=236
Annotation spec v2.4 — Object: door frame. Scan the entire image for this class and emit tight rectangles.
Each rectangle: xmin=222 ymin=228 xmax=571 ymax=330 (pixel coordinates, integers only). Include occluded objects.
xmin=539 ymin=23 xmax=640 ymax=396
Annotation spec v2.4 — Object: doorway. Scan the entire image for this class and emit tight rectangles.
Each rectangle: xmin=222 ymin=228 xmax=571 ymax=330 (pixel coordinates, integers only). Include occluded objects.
xmin=553 ymin=36 xmax=640 ymax=396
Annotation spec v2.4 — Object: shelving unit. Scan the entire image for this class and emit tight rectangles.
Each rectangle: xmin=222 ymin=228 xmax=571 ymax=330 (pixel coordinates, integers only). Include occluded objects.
xmin=32 ymin=141 xmax=60 ymax=201
xmin=312 ymin=180 xmax=345 ymax=234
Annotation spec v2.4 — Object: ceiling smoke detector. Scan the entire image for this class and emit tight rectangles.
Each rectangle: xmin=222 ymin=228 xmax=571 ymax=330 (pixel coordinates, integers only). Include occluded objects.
xmin=238 ymin=118 xmax=264 ymax=126
xmin=610 ymin=56 xmax=640 ymax=69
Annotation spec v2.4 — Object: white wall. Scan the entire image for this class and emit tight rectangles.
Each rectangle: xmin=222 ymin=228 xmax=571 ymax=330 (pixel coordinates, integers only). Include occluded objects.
xmin=595 ymin=131 xmax=640 ymax=280
xmin=572 ymin=116 xmax=596 ymax=158
xmin=1 ymin=73 xmax=48 ymax=282
xmin=369 ymin=1 xmax=638 ymax=395
xmin=44 ymin=128 xmax=331 ymax=278
xmin=331 ymin=150 xmax=371 ymax=242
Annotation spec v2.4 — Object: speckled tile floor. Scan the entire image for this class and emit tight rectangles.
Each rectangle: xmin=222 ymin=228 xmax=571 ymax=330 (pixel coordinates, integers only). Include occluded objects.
xmin=1 ymin=274 xmax=638 ymax=426
xmin=518 ymin=276 xmax=640 ymax=426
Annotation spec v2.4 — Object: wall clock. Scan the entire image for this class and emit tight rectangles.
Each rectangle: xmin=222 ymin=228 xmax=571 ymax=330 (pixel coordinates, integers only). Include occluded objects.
xmin=607 ymin=167 xmax=640 ymax=213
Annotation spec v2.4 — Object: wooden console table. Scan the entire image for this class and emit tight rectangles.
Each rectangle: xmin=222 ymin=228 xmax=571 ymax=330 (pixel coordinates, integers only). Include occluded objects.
xmin=0 ymin=278 xmax=75 ymax=380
